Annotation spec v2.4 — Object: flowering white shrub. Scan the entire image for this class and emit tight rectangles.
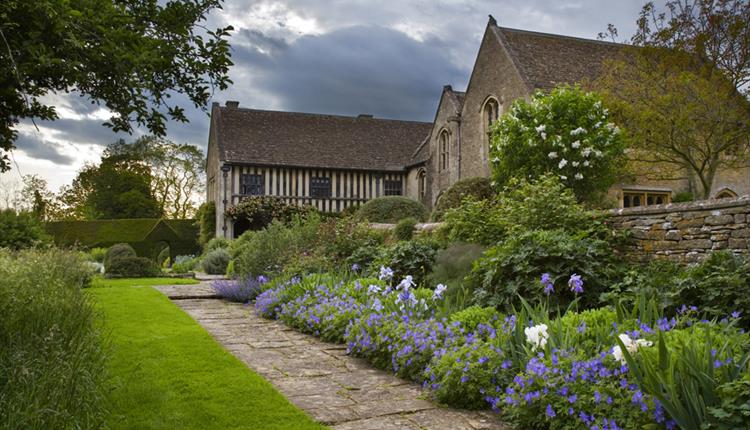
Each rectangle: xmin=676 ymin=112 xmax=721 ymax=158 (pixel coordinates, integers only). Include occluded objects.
xmin=490 ymin=85 xmax=626 ymax=200
xmin=524 ymin=323 xmax=549 ymax=350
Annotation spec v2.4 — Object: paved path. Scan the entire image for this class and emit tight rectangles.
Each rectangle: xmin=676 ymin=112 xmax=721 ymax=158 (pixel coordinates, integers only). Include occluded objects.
xmin=155 ymin=284 xmax=509 ymax=430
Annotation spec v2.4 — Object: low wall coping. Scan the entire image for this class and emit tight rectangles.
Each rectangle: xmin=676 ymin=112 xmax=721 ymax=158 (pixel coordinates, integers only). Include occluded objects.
xmin=606 ymin=195 xmax=750 ymax=218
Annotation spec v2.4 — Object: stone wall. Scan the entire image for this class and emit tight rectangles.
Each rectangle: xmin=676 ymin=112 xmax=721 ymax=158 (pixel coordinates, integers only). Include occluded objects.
xmin=607 ymin=196 xmax=750 ymax=262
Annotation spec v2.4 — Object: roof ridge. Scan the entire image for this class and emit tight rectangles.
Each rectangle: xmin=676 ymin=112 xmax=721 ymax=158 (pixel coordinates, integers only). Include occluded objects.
xmin=219 ymin=105 xmax=431 ymax=125
xmin=497 ymin=26 xmax=629 ymax=48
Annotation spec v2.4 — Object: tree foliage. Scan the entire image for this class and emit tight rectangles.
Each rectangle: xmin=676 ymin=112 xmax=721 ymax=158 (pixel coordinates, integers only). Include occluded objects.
xmin=490 ymin=85 xmax=626 ymax=201
xmin=0 ymin=0 xmax=233 ymax=171
xmin=597 ymin=1 xmax=750 ymax=199
xmin=598 ymin=47 xmax=750 ymax=198
xmin=104 ymin=137 xmax=205 ymax=218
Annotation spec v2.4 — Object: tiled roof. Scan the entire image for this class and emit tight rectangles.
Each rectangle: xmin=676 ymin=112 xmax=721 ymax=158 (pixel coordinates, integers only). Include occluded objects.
xmin=214 ymin=106 xmax=432 ymax=172
xmin=494 ymin=26 xmax=625 ymax=91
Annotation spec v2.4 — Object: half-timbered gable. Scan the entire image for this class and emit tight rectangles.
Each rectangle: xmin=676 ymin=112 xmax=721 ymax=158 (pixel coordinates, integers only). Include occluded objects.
xmin=206 ymin=102 xmax=431 ymax=238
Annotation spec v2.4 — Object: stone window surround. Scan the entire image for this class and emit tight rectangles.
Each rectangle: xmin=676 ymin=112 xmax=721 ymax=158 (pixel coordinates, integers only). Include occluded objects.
xmin=438 ymin=128 xmax=450 ymax=172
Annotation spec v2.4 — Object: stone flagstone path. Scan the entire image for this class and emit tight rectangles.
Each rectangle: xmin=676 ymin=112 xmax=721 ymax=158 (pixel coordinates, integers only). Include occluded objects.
xmin=155 ymin=283 xmax=510 ymax=430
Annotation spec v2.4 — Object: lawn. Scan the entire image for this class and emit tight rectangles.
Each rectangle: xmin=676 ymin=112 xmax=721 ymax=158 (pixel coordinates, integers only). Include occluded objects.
xmin=90 ymin=276 xmax=199 ymax=288
xmin=90 ymin=278 xmax=325 ymax=430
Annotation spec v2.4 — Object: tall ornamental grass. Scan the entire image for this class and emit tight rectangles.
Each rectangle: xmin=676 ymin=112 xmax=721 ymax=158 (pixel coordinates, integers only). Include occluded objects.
xmin=0 ymin=249 xmax=107 ymax=429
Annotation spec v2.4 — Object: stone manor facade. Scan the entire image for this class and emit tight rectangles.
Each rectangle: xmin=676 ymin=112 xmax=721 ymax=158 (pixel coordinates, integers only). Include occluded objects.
xmin=206 ymin=16 xmax=749 ymax=238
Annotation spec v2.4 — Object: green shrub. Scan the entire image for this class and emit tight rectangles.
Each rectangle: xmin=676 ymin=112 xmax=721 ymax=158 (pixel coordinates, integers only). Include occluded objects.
xmin=443 ymin=198 xmax=505 ymax=245
xmin=86 ymin=247 xmax=108 ymax=263
xmin=316 ymin=217 xmax=383 ymax=268
xmin=449 ymin=305 xmax=500 ymax=332
xmin=355 ymin=196 xmax=428 ymax=223
xmin=467 ymin=229 xmax=618 ymax=310
xmin=673 ymin=191 xmax=694 ymax=203
xmin=197 ymin=201 xmax=216 ymax=245
xmin=104 ymin=243 xmax=137 ymax=271
xmin=202 ymin=248 xmax=231 ymax=275
xmin=491 ymin=85 xmax=626 ymax=201
xmin=0 ymin=249 xmax=106 ymax=428
xmin=442 ymin=175 xmax=598 ymax=246
xmin=673 ymin=251 xmax=750 ymax=327
xmin=393 ymin=217 xmax=417 ymax=241
xmin=233 ymin=215 xmax=322 ymax=279
xmin=427 ymin=243 xmax=486 ymax=289
xmin=431 ymin=177 xmax=494 ymax=221
xmin=374 ymin=239 xmax=439 ymax=287
xmin=171 ymin=255 xmax=198 ymax=274
xmin=0 ymin=209 xmax=51 ymax=250
xmin=204 ymin=237 xmax=230 ymax=254
xmin=707 ymin=372 xmax=750 ymax=429
xmin=107 ymin=256 xmax=161 ymax=278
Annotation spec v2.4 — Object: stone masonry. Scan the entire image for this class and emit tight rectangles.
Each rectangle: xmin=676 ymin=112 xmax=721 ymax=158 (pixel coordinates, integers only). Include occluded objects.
xmin=607 ymin=196 xmax=750 ymax=263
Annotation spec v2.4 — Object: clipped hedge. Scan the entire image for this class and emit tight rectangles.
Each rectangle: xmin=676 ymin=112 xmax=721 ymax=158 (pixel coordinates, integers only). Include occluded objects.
xmin=355 ymin=196 xmax=428 ymax=223
xmin=106 ymin=256 xmax=161 ymax=278
xmin=104 ymin=243 xmax=136 ymax=271
xmin=431 ymin=177 xmax=494 ymax=221
xmin=45 ymin=218 xmax=199 ymax=260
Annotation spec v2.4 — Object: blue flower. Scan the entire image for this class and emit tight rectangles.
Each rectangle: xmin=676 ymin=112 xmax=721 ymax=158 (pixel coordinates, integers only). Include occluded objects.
xmin=378 ymin=266 xmax=394 ymax=281
xmin=568 ymin=273 xmax=584 ymax=294
xmin=351 ymin=263 xmax=361 ymax=272
xmin=731 ymin=310 xmax=741 ymax=319
xmin=545 ymin=403 xmax=556 ymax=418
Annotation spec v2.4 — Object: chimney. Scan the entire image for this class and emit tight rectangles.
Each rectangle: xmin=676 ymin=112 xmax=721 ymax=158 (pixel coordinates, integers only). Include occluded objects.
xmin=226 ymin=101 xmax=239 ymax=109
xmin=357 ymin=114 xmax=373 ymax=119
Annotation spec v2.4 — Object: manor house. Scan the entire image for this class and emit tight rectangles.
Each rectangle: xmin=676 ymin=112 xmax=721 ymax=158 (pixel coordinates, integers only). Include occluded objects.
xmin=206 ymin=16 xmax=749 ymax=238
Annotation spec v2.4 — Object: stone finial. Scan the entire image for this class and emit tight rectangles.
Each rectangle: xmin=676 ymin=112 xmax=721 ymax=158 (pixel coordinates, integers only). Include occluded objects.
xmin=443 ymin=85 xmax=453 ymax=92
xmin=226 ymin=101 xmax=239 ymax=108
xmin=488 ymin=14 xmax=497 ymax=26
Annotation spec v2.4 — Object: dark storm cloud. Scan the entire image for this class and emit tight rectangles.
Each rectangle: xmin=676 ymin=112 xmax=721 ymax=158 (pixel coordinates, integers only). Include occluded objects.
xmin=34 ymin=117 xmax=137 ymax=147
xmin=14 ymin=133 xmax=75 ymax=165
xmin=233 ymin=25 xmax=469 ymax=121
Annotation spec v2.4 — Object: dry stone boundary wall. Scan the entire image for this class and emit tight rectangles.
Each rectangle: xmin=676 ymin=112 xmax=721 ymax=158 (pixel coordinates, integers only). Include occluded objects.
xmin=371 ymin=196 xmax=750 ymax=263
xmin=606 ymin=196 xmax=750 ymax=263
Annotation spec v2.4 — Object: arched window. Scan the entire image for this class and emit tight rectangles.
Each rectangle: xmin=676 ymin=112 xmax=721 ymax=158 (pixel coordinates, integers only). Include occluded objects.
xmin=482 ymin=97 xmax=501 ymax=151
xmin=439 ymin=130 xmax=449 ymax=171
xmin=417 ymin=168 xmax=427 ymax=200
xmin=715 ymin=188 xmax=738 ymax=199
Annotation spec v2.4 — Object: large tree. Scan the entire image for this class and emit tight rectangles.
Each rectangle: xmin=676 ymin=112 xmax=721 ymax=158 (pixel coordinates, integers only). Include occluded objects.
xmin=597 ymin=0 xmax=750 ymax=199
xmin=57 ymin=147 xmax=163 ymax=220
xmin=104 ymin=137 xmax=205 ymax=218
xmin=0 ymin=0 xmax=233 ymax=171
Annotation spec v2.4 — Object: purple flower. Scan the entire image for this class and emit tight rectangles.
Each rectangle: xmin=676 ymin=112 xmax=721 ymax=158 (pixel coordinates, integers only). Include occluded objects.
xmin=351 ymin=263 xmax=361 ymax=272
xmin=731 ymin=310 xmax=741 ymax=319
xmin=568 ymin=274 xmax=584 ymax=294
xmin=545 ymin=404 xmax=556 ymax=418
xmin=541 ymin=273 xmax=554 ymax=295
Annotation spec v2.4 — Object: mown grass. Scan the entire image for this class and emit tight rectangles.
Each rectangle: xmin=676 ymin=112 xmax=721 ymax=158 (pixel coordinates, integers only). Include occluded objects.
xmin=90 ymin=276 xmax=199 ymax=288
xmin=90 ymin=278 xmax=325 ymax=430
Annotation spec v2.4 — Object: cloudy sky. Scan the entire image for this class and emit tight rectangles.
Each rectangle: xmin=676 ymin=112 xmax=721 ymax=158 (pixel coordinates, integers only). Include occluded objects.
xmin=3 ymin=0 xmax=644 ymax=192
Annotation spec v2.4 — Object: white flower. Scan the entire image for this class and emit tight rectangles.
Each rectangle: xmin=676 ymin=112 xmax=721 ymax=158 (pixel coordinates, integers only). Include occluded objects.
xmin=559 ymin=175 xmax=567 ymax=181
xmin=558 ymin=159 xmax=568 ymax=169
xmin=575 ymin=173 xmax=584 ymax=180
xmin=540 ymin=131 xmax=547 ymax=140
xmin=524 ymin=324 xmax=549 ymax=350
xmin=397 ymin=275 xmax=415 ymax=291
xmin=605 ymin=122 xmax=616 ymax=131
xmin=492 ymin=157 xmax=500 ymax=163
xmin=583 ymin=160 xmax=590 ymax=167
xmin=571 ymin=140 xmax=581 ymax=149
xmin=571 ymin=127 xmax=586 ymax=136
xmin=582 ymin=147 xmax=592 ymax=158
xmin=548 ymin=151 xmax=558 ymax=159
xmin=571 ymin=161 xmax=580 ymax=167
xmin=612 ymin=334 xmax=653 ymax=364
xmin=594 ymin=149 xmax=603 ymax=158
xmin=535 ymin=124 xmax=546 ymax=133
xmin=613 ymin=126 xmax=621 ymax=135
